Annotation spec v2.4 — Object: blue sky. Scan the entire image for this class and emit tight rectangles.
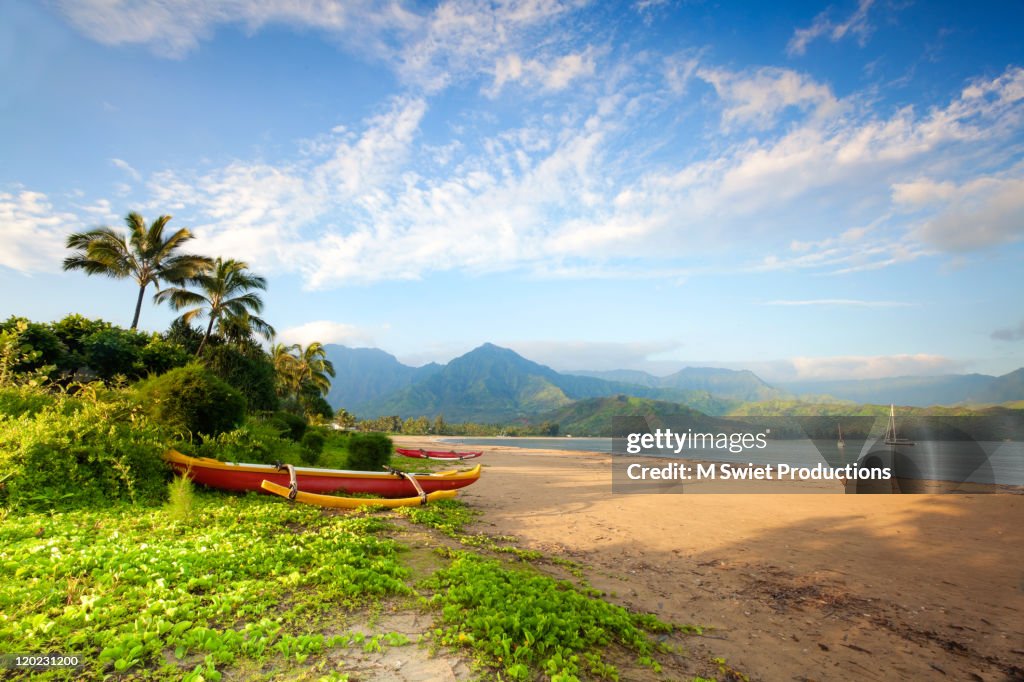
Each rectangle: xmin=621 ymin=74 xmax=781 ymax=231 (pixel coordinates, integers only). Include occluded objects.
xmin=2 ymin=0 xmax=1023 ymax=382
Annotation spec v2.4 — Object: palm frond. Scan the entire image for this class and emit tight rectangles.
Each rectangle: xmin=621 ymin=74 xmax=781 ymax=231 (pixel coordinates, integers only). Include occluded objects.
xmin=155 ymin=288 xmax=209 ymax=310
xmin=177 ymin=309 xmax=206 ymax=326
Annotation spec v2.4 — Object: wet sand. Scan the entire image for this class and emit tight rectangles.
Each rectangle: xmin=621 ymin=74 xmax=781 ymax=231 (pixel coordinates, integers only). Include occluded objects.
xmin=395 ymin=436 xmax=1024 ymax=681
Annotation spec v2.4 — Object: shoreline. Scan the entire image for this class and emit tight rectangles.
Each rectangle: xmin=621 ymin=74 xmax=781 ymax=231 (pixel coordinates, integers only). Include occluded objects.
xmin=438 ymin=435 xmax=1024 ymax=493
xmin=395 ymin=435 xmax=1024 ymax=680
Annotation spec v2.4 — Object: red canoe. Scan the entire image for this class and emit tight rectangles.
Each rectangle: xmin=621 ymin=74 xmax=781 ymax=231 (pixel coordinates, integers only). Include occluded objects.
xmin=165 ymin=450 xmax=481 ymax=497
xmin=395 ymin=447 xmax=483 ymax=461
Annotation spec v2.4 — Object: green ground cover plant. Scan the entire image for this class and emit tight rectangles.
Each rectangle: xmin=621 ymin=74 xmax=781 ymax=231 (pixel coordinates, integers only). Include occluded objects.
xmin=422 ymin=550 xmax=673 ymax=681
xmin=0 ymin=492 xmax=411 ymax=680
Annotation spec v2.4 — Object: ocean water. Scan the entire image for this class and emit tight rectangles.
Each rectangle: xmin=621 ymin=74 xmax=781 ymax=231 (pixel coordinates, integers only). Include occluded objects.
xmin=442 ymin=437 xmax=1024 ymax=487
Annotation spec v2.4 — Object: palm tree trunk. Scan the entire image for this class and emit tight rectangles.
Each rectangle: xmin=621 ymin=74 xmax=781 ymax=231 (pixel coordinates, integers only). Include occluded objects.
xmin=197 ymin=316 xmax=216 ymax=356
xmin=131 ymin=284 xmax=147 ymax=330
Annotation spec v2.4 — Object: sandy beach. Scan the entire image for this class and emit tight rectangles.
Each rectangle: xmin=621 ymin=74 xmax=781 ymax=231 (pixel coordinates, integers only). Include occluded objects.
xmin=395 ymin=436 xmax=1024 ymax=681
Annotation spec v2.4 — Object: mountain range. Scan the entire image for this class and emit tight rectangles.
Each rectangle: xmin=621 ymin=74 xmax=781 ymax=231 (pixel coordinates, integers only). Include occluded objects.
xmin=323 ymin=343 xmax=1024 ymax=423
xmin=777 ymin=370 xmax=1024 ymax=407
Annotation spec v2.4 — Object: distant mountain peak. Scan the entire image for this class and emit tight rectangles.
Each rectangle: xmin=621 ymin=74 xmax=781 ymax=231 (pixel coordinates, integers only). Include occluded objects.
xmin=467 ymin=342 xmax=520 ymax=356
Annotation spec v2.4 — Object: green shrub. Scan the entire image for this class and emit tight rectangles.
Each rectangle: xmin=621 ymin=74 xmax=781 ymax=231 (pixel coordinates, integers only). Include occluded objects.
xmin=269 ymin=410 xmax=307 ymax=441
xmin=300 ymin=429 xmax=326 ymax=465
xmin=136 ymin=364 xmax=246 ymax=439
xmin=0 ymin=385 xmax=57 ymax=418
xmin=203 ymin=344 xmax=278 ymax=412
xmin=346 ymin=432 xmax=393 ymax=471
xmin=0 ymin=316 xmax=64 ymax=377
xmin=50 ymin=314 xmax=113 ymax=357
xmin=137 ymin=335 xmax=190 ymax=376
xmin=163 ymin=318 xmax=204 ymax=355
xmin=0 ymin=395 xmax=170 ymax=510
xmin=193 ymin=421 xmax=296 ymax=464
xmin=82 ymin=328 xmax=146 ymax=380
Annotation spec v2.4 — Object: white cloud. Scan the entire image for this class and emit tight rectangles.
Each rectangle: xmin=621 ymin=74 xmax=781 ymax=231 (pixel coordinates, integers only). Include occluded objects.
xmin=312 ymin=97 xmax=427 ymax=197
xmin=787 ymin=353 xmax=962 ymax=381
xmin=143 ymin=96 xmax=426 ymax=276
xmin=278 ymin=320 xmax=376 ymax=348
xmin=787 ymin=0 xmax=876 ymax=57
xmin=397 ymin=0 xmax=582 ymax=92
xmin=904 ymin=174 xmax=1024 ymax=251
xmin=121 ymin=64 xmax=1022 ymax=286
xmin=891 ymin=179 xmax=956 ymax=207
xmin=0 ymin=189 xmax=80 ymax=273
xmin=663 ymin=53 xmax=701 ymax=95
xmin=27 ymin=4 xmax=1024 ymax=291
xmin=505 ymin=339 xmax=684 ymax=372
xmin=55 ymin=0 xmax=418 ymax=59
xmin=56 ymin=0 xmax=585 ymax=95
xmin=753 ymin=222 xmax=931 ymax=275
xmin=697 ymin=66 xmax=840 ymax=129
xmin=110 ymin=158 xmax=141 ymax=182
xmin=488 ymin=49 xmax=597 ymax=97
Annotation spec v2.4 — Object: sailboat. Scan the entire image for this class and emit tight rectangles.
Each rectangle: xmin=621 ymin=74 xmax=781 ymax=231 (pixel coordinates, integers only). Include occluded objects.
xmin=884 ymin=404 xmax=915 ymax=446
xmin=837 ymin=423 xmax=845 ymax=449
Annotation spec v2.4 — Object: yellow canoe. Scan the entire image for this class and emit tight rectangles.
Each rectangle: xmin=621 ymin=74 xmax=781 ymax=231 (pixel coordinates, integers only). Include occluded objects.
xmin=260 ymin=479 xmax=459 ymax=508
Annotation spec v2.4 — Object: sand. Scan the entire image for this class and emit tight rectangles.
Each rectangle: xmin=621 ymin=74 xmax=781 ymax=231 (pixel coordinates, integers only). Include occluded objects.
xmin=394 ymin=436 xmax=1024 ymax=681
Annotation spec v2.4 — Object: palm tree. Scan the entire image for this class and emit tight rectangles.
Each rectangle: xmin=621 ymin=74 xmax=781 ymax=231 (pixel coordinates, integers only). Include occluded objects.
xmin=271 ymin=341 xmax=302 ymax=398
xmin=63 ymin=213 xmax=212 ymax=329
xmin=270 ymin=340 xmax=335 ymax=402
xmin=296 ymin=342 xmax=336 ymax=397
xmin=218 ymin=311 xmax=275 ymax=351
xmin=156 ymin=258 xmax=273 ymax=356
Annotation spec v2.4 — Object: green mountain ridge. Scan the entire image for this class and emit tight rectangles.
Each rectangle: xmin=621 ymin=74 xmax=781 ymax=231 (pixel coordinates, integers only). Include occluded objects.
xmin=326 ymin=342 xmax=1024 ymax=425
xmin=324 ymin=345 xmax=441 ymax=410
xmin=355 ymin=343 xmax=740 ymax=422
xmin=533 ymin=394 xmax=731 ymax=437
xmin=571 ymin=367 xmax=783 ymax=402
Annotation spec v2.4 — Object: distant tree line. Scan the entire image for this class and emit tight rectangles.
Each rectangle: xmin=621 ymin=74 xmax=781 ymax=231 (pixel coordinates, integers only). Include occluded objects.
xmin=334 ymin=410 xmax=561 ymax=437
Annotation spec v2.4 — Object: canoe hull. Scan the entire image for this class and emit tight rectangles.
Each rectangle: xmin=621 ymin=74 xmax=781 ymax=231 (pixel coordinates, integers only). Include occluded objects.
xmin=260 ymin=480 xmax=459 ymax=508
xmin=395 ymin=447 xmax=483 ymax=460
xmin=164 ymin=450 xmax=480 ymax=497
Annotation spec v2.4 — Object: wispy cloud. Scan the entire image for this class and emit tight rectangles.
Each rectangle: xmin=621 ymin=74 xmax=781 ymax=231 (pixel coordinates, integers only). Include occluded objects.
xmin=56 ymin=0 xmax=587 ymax=95
xmin=13 ymin=63 xmax=1023 ymax=286
xmin=898 ymin=172 xmax=1024 ymax=251
xmin=787 ymin=0 xmax=877 ymax=57
xmin=0 ymin=189 xmax=80 ymax=273
xmin=487 ymin=48 xmax=598 ymax=97
xmin=28 ymin=5 xmax=1024 ymax=290
xmin=785 ymin=353 xmax=963 ymax=381
xmin=110 ymin=158 xmax=141 ymax=182
xmin=55 ymin=0 xmax=418 ymax=59
xmin=697 ymin=66 xmax=840 ymax=129
xmin=278 ymin=320 xmax=377 ymax=348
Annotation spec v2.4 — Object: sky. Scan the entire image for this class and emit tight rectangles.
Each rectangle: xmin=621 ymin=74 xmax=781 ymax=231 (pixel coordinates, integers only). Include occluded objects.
xmin=1 ymin=0 xmax=1023 ymax=383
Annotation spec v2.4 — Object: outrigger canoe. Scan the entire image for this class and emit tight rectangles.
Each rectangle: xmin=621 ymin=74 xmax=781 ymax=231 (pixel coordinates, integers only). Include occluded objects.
xmin=164 ymin=450 xmax=481 ymax=497
xmin=395 ymin=447 xmax=483 ymax=461
xmin=260 ymin=480 xmax=458 ymax=507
